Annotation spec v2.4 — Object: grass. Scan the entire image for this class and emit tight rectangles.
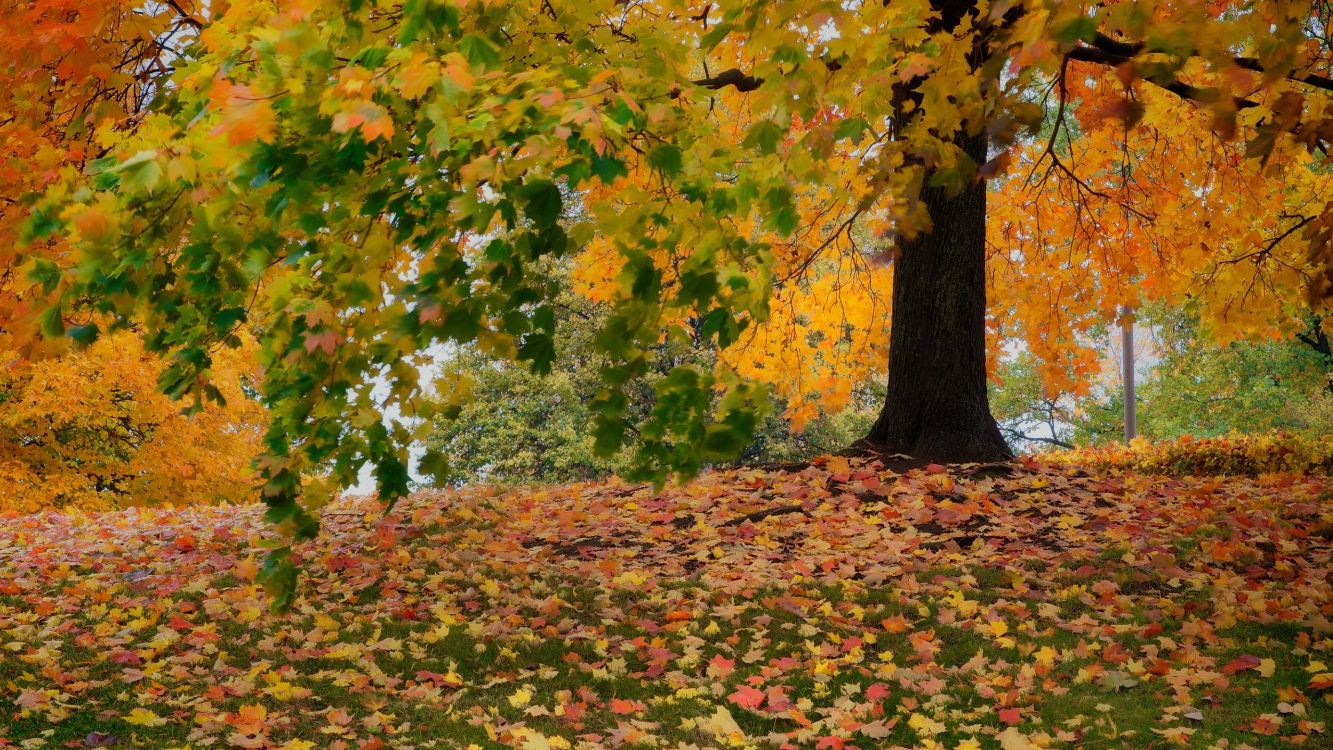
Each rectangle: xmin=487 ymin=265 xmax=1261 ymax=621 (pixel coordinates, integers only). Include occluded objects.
xmin=0 ymin=457 xmax=1329 ymax=749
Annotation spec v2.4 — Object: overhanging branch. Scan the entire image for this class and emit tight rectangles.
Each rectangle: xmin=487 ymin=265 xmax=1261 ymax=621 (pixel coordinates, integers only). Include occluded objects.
xmin=1064 ymin=46 xmax=1259 ymax=109
xmin=1077 ymin=31 xmax=1333 ymax=97
xmin=692 ymin=68 xmax=763 ymax=92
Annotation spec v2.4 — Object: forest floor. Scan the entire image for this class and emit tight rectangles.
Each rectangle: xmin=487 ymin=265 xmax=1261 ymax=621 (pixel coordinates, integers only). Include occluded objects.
xmin=0 ymin=456 xmax=1329 ymax=750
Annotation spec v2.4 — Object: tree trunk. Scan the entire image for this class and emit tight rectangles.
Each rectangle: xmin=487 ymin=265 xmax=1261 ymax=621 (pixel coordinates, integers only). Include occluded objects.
xmin=862 ymin=129 xmax=1012 ymax=463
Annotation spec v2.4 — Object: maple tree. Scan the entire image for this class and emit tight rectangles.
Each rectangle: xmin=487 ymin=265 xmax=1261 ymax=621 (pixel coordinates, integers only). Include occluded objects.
xmin=0 ymin=0 xmax=272 ymax=512
xmin=15 ymin=0 xmax=1333 ymax=600
xmin=0 ymin=329 xmax=267 ymax=511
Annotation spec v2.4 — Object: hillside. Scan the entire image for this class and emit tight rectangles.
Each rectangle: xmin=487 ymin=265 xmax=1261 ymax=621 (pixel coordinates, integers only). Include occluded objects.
xmin=1 ymin=456 xmax=1329 ymax=749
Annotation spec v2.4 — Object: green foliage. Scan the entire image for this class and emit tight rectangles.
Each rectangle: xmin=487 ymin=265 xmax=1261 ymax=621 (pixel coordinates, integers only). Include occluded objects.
xmin=1131 ymin=308 xmax=1333 ymax=441
xmin=993 ymin=306 xmax=1333 ymax=452
xmin=425 ymin=273 xmax=873 ymax=486
xmin=988 ymin=352 xmax=1074 ymax=452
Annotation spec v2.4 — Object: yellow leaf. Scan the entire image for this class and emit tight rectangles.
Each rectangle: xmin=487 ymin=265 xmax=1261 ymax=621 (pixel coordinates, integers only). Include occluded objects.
xmin=124 ymin=707 xmax=168 ymax=726
xmin=508 ymin=686 xmax=533 ymax=708
xmin=1258 ymin=658 xmax=1276 ymax=677
xmin=1034 ymin=646 xmax=1058 ymax=667
xmin=997 ymin=728 xmax=1038 ymax=750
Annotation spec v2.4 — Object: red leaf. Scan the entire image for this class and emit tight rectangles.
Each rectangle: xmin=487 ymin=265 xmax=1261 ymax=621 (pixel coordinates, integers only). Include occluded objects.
xmin=1222 ymin=654 xmax=1262 ymax=675
xmin=609 ymin=698 xmax=644 ymax=715
xmin=729 ymin=685 xmax=765 ymax=710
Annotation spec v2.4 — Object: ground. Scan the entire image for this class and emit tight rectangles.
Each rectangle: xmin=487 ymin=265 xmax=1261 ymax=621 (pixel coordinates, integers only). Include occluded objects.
xmin=0 ymin=456 xmax=1329 ymax=750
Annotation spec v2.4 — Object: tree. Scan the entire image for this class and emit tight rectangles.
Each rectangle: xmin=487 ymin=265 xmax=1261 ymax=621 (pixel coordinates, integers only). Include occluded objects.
xmin=19 ymin=0 xmax=1333 ymax=603
xmin=0 ymin=329 xmax=266 ymax=512
xmin=0 ymin=0 xmax=269 ymax=512
xmin=1072 ymin=305 xmax=1333 ymax=444
xmin=988 ymin=351 xmax=1076 ymax=452
xmin=991 ymin=304 xmax=1333 ymax=449
xmin=426 ymin=268 xmax=874 ymax=485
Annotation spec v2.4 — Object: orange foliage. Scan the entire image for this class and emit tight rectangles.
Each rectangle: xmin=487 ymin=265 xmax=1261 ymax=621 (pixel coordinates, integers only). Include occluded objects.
xmin=0 ymin=1 xmax=266 ymax=510
xmin=0 ymin=330 xmax=266 ymax=511
xmin=989 ymin=60 xmax=1333 ymax=398
xmin=0 ymin=0 xmax=200 ymax=352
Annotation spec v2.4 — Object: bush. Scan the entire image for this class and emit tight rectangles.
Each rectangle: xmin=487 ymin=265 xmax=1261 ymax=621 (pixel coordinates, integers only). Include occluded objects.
xmin=1047 ymin=432 xmax=1333 ymax=476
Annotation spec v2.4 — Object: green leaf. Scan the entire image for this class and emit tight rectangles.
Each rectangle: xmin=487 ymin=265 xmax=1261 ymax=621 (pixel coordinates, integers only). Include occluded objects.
xmin=648 ymin=144 xmax=683 ymax=176
xmin=27 ymin=257 xmax=62 ymax=293
xmin=110 ymin=150 xmax=163 ymax=194
xmin=374 ymin=454 xmax=411 ymax=505
xmin=518 ymin=332 xmax=556 ymax=374
xmin=700 ymin=22 xmax=736 ymax=51
xmin=765 ymin=186 xmax=798 ymax=235
xmin=833 ymin=117 xmax=870 ymax=142
xmin=352 ymin=45 xmax=391 ymax=68
xmin=519 ymin=179 xmax=562 ymax=229
xmin=743 ymin=120 xmax=786 ymax=155
xmin=67 ymin=322 xmax=100 ymax=347
xmin=1054 ymin=15 xmax=1099 ymax=44
xmin=590 ymin=152 xmax=627 ymax=183
xmin=416 ymin=448 xmax=451 ymax=487
xmin=458 ymin=34 xmax=501 ymax=69
xmin=257 ymin=547 xmax=299 ymax=613
xmin=38 ymin=304 xmax=64 ymax=339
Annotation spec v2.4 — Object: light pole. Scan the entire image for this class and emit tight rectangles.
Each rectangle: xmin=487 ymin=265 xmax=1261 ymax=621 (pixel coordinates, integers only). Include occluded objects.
xmin=1122 ymin=306 xmax=1136 ymax=443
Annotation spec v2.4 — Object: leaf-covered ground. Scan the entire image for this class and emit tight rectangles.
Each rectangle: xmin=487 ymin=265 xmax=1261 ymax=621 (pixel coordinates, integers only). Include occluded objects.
xmin=1 ymin=457 xmax=1330 ymax=750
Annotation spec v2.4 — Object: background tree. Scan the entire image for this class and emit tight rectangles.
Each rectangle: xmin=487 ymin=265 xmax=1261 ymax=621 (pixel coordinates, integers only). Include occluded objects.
xmin=988 ymin=351 xmax=1076 ymax=451
xmin=427 ymin=269 xmax=874 ymax=486
xmin=0 ymin=330 xmax=266 ymax=512
xmin=992 ymin=304 xmax=1333 ymax=449
xmin=1072 ymin=305 xmax=1333 ymax=444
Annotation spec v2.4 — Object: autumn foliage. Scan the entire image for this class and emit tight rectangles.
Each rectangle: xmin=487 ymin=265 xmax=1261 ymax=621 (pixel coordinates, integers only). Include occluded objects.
xmin=0 ymin=0 xmax=200 ymax=353
xmin=1050 ymin=432 xmax=1333 ymax=477
xmin=0 ymin=330 xmax=267 ymax=512
xmin=5 ymin=0 xmax=1333 ymax=602
xmin=1 ymin=456 xmax=1329 ymax=747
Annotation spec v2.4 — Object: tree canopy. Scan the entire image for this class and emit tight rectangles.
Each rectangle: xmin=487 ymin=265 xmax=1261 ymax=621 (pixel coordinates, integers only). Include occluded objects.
xmin=12 ymin=0 xmax=1333 ymax=603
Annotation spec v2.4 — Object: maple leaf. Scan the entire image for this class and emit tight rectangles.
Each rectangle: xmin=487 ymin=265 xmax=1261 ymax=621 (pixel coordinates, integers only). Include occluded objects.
xmin=707 ymin=654 xmax=736 ymax=679
xmin=123 ymin=707 xmax=167 ymax=727
xmin=1222 ymin=654 xmax=1263 ymax=674
xmin=508 ymin=687 xmax=534 ymax=708
xmin=609 ymin=698 xmax=644 ymax=715
xmin=728 ymin=685 xmax=765 ymax=710
xmin=695 ymin=707 xmax=745 ymax=744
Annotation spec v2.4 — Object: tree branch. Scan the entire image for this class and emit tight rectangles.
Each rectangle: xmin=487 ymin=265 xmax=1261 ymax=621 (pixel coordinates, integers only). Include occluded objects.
xmin=1065 ymin=46 xmax=1259 ymax=109
xmin=1082 ymin=30 xmax=1333 ymax=95
xmin=692 ymin=68 xmax=764 ymax=92
xmin=164 ymin=0 xmax=205 ymax=29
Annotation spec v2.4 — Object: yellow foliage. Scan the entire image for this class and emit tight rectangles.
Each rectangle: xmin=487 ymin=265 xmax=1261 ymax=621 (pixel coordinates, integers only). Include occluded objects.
xmin=1048 ymin=432 xmax=1333 ymax=476
xmin=0 ymin=330 xmax=266 ymax=511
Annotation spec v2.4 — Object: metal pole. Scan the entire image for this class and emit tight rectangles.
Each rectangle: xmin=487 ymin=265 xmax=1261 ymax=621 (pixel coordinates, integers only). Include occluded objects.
xmin=1122 ymin=306 xmax=1136 ymax=442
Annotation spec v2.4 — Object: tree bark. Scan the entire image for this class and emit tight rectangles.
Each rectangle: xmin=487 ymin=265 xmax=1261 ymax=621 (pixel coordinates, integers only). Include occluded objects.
xmin=861 ymin=129 xmax=1012 ymax=463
